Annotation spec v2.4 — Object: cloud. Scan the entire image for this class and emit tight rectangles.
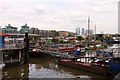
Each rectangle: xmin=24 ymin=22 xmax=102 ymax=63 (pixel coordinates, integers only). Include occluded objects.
xmin=0 ymin=0 xmax=119 ymax=33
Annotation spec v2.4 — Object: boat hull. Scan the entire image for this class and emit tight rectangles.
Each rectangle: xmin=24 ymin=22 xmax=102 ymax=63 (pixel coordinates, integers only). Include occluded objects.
xmin=109 ymin=58 xmax=120 ymax=73
xmin=29 ymin=51 xmax=45 ymax=58
xmin=58 ymin=59 xmax=110 ymax=76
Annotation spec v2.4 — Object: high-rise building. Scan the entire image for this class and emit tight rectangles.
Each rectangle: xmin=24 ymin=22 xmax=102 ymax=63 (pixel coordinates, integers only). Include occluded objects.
xmin=118 ymin=1 xmax=120 ymax=34
xmin=81 ymin=28 xmax=85 ymax=35
xmin=76 ymin=27 xmax=80 ymax=36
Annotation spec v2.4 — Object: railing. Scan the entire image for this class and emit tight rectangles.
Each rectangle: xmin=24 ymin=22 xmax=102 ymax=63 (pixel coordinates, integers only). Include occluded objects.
xmin=104 ymin=48 xmax=120 ymax=58
xmin=0 ymin=43 xmax=24 ymax=50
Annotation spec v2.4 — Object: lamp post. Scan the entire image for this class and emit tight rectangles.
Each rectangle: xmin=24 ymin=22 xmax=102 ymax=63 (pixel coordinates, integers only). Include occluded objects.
xmin=24 ymin=31 xmax=29 ymax=63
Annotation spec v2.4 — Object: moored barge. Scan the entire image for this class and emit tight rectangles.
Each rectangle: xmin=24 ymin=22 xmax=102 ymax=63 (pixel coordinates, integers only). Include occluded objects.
xmin=58 ymin=57 xmax=110 ymax=76
xmin=29 ymin=42 xmax=45 ymax=58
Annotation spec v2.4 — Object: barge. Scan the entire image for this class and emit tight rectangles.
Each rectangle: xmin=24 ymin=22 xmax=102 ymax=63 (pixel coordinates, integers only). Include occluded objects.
xmin=29 ymin=43 xmax=45 ymax=58
xmin=41 ymin=43 xmax=86 ymax=58
xmin=58 ymin=57 xmax=110 ymax=76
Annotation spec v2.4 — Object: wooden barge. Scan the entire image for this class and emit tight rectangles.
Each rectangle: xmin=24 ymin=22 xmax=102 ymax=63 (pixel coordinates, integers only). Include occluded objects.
xmin=58 ymin=57 xmax=110 ymax=76
xmin=40 ymin=44 xmax=86 ymax=58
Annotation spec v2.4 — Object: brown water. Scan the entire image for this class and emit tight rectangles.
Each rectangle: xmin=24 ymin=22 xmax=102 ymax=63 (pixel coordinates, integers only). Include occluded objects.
xmin=1 ymin=57 xmax=113 ymax=80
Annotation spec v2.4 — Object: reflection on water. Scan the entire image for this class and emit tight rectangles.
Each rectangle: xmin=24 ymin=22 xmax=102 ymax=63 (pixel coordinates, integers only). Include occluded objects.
xmin=0 ymin=71 xmax=2 ymax=80
xmin=2 ymin=63 xmax=29 ymax=78
xmin=29 ymin=68 xmax=75 ymax=78
xmin=2 ymin=57 xmax=112 ymax=80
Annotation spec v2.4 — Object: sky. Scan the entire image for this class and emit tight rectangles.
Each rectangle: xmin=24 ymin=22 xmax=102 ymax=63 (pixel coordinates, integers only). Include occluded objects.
xmin=0 ymin=0 xmax=119 ymax=33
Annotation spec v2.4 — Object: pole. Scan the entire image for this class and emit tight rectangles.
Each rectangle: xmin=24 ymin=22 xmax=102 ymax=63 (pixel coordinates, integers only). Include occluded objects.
xmin=87 ymin=17 xmax=90 ymax=46
xmin=88 ymin=17 xmax=90 ymax=40
xmin=24 ymin=32 xmax=29 ymax=63
xmin=94 ymin=25 xmax=96 ymax=41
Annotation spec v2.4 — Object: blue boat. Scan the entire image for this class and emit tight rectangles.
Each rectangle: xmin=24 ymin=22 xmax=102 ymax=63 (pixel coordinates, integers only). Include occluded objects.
xmin=109 ymin=58 xmax=120 ymax=73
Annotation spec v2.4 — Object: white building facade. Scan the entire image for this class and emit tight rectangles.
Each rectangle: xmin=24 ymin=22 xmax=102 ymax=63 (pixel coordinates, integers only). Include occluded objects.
xmin=81 ymin=28 xmax=86 ymax=36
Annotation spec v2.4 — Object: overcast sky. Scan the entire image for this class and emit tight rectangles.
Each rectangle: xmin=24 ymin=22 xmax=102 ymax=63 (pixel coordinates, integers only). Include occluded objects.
xmin=0 ymin=0 xmax=119 ymax=33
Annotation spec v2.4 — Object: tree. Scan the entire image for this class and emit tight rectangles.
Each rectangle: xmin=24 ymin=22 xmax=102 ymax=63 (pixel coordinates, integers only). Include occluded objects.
xmin=77 ymin=36 xmax=84 ymax=41
xmin=105 ymin=36 xmax=113 ymax=40
xmin=51 ymin=38 xmax=59 ymax=44
xmin=50 ymin=30 xmax=59 ymax=37
xmin=59 ymin=39 xmax=64 ymax=43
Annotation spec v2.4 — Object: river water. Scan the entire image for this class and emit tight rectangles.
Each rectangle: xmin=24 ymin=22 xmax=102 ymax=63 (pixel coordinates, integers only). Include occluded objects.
xmin=1 ymin=44 xmax=120 ymax=80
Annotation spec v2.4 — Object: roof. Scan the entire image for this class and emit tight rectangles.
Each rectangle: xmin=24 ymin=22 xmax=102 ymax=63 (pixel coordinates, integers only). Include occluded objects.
xmin=0 ymin=33 xmax=12 ymax=36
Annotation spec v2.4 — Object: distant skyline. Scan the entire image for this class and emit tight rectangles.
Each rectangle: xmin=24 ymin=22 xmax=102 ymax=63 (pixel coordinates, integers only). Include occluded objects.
xmin=0 ymin=0 xmax=119 ymax=33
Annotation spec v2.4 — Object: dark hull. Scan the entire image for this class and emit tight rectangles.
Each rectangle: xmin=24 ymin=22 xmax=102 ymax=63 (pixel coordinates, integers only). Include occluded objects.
xmin=109 ymin=58 xmax=120 ymax=74
xmin=29 ymin=51 xmax=45 ymax=58
xmin=58 ymin=59 xmax=110 ymax=76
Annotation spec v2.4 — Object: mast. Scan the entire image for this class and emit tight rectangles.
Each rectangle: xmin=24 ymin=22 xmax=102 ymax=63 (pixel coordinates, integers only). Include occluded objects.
xmin=95 ymin=25 xmax=96 ymax=35
xmin=94 ymin=25 xmax=96 ymax=40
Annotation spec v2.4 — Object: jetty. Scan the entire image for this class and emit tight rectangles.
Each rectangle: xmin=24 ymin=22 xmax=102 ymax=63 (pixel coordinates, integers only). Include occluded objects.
xmin=2 ymin=45 xmax=24 ymax=67
xmin=0 ymin=32 xmax=29 ymax=67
